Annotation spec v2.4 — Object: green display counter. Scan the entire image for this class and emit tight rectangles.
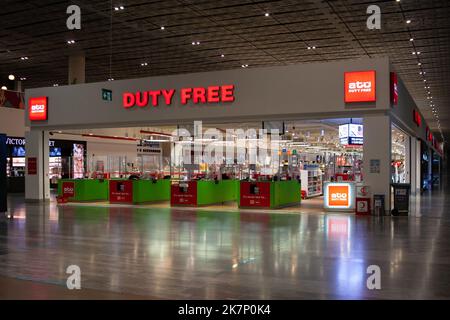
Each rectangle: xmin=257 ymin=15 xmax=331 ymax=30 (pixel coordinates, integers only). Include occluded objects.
xmin=239 ymin=180 xmax=301 ymax=209
xmin=171 ymin=179 xmax=239 ymax=206
xmin=109 ymin=179 xmax=171 ymax=204
xmin=58 ymin=179 xmax=109 ymax=202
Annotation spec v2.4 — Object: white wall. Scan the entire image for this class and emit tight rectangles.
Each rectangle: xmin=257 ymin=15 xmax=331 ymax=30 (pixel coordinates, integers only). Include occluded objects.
xmin=0 ymin=108 xmax=26 ymax=136
xmin=25 ymin=58 xmax=391 ymax=130
xmin=364 ymin=114 xmax=391 ymax=212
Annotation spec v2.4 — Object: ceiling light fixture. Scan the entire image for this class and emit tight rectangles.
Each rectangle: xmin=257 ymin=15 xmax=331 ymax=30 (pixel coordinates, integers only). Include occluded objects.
xmin=20 ymin=57 xmax=28 ymax=60
xmin=67 ymin=40 xmax=75 ymax=44
xmin=221 ymin=54 xmax=225 ymax=58
xmin=20 ymin=77 xmax=26 ymax=81
xmin=140 ymin=62 xmax=148 ymax=66
xmin=8 ymin=74 xmax=15 ymax=80
xmin=1 ymin=86 xmax=7 ymax=90
xmin=409 ymin=38 xmax=414 ymax=41
xmin=53 ymin=84 xmax=59 ymax=87
xmin=265 ymin=13 xmax=270 ymax=17
xmin=160 ymin=26 xmax=165 ymax=30
xmin=406 ymin=19 xmax=411 ymax=24
xmin=108 ymin=78 xmax=114 ymax=81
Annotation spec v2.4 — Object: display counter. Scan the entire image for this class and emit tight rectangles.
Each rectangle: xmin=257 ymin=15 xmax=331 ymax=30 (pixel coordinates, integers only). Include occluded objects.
xmin=171 ymin=180 xmax=238 ymax=206
xmin=239 ymin=180 xmax=301 ymax=209
xmin=323 ymin=181 xmax=356 ymax=211
xmin=58 ymin=179 xmax=109 ymax=202
xmin=109 ymin=179 xmax=170 ymax=204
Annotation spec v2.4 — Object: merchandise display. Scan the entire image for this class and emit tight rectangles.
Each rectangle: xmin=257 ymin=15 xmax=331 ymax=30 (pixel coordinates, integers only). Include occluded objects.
xmin=57 ymin=179 xmax=109 ymax=202
xmin=110 ymin=178 xmax=171 ymax=204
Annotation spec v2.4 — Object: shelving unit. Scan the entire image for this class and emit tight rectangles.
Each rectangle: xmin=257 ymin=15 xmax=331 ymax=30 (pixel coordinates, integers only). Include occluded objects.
xmin=300 ymin=167 xmax=323 ymax=198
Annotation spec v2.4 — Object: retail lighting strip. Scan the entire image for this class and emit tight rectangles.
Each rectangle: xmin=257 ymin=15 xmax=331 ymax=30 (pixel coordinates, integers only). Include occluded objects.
xmin=397 ymin=0 xmax=444 ymax=142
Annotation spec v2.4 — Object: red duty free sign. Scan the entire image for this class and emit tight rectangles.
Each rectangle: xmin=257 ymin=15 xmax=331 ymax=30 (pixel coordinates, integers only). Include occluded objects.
xmin=123 ymin=85 xmax=235 ymax=108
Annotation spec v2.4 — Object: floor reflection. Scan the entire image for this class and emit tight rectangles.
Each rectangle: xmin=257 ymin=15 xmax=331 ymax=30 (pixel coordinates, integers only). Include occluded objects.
xmin=1 ymin=192 xmax=449 ymax=299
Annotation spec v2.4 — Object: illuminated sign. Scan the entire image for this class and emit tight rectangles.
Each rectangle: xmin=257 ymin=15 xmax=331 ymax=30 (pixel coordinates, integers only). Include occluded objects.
xmin=413 ymin=109 xmax=422 ymax=127
xmin=344 ymin=71 xmax=376 ymax=103
xmin=29 ymin=97 xmax=48 ymax=121
xmin=123 ymin=85 xmax=235 ymax=109
xmin=390 ymin=72 xmax=398 ymax=106
xmin=324 ymin=182 xmax=356 ymax=210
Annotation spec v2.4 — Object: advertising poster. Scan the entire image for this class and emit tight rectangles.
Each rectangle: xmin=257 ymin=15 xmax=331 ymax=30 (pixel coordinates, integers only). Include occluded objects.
xmin=73 ymin=143 xmax=85 ymax=178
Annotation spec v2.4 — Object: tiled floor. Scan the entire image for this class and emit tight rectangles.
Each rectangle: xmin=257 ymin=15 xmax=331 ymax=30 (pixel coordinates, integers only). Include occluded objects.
xmin=1 ymin=187 xmax=449 ymax=299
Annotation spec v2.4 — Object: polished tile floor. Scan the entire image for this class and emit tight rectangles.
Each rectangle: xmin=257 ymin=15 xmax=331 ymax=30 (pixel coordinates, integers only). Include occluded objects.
xmin=1 ymin=187 xmax=450 ymax=299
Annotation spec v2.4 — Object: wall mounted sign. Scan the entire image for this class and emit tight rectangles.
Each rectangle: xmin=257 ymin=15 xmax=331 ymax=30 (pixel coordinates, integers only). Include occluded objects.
xmin=27 ymin=157 xmax=37 ymax=175
xmin=29 ymin=97 xmax=48 ymax=121
xmin=123 ymin=85 xmax=235 ymax=109
xmin=102 ymin=89 xmax=112 ymax=101
xmin=413 ymin=109 xmax=422 ymax=127
xmin=370 ymin=159 xmax=380 ymax=174
xmin=344 ymin=71 xmax=376 ymax=103
xmin=390 ymin=72 xmax=398 ymax=106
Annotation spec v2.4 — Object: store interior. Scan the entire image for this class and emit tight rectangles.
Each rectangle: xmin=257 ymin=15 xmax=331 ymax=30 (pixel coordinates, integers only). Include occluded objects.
xmin=9 ymin=118 xmax=366 ymax=212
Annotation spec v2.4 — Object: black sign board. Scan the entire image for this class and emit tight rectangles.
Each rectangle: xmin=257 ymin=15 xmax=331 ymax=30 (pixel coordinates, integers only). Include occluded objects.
xmin=0 ymin=134 xmax=7 ymax=212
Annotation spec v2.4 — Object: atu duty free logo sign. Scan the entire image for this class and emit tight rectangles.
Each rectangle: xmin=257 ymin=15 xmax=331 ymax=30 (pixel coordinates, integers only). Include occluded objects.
xmin=29 ymin=97 xmax=48 ymax=121
xmin=344 ymin=71 xmax=376 ymax=103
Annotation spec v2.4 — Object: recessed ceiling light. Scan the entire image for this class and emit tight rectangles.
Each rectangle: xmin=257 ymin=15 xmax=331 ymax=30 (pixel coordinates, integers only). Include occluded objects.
xmin=307 ymin=46 xmax=311 ymax=50
xmin=312 ymin=46 xmax=316 ymax=49
xmin=160 ymin=26 xmax=165 ymax=30
xmin=8 ymin=74 xmax=15 ymax=80
xmin=140 ymin=62 xmax=148 ymax=66
xmin=264 ymin=13 xmax=270 ymax=17
xmin=120 ymin=6 xmax=124 ymax=10
xmin=1 ymin=86 xmax=7 ymax=90
xmin=20 ymin=57 xmax=28 ymax=60
xmin=409 ymin=38 xmax=414 ymax=41
xmin=67 ymin=40 xmax=75 ymax=44
xmin=108 ymin=78 xmax=114 ymax=81
xmin=406 ymin=19 xmax=411 ymax=24
xmin=20 ymin=77 xmax=26 ymax=81
xmin=53 ymin=84 xmax=59 ymax=87
xmin=418 ymin=62 xmax=422 ymax=66
xmin=196 ymin=41 xmax=200 ymax=45
xmin=396 ymin=0 xmax=401 ymax=2
xmin=221 ymin=54 xmax=225 ymax=58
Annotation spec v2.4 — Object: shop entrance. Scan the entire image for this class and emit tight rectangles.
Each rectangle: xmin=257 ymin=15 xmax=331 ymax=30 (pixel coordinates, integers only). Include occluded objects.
xmin=50 ymin=117 xmax=364 ymax=214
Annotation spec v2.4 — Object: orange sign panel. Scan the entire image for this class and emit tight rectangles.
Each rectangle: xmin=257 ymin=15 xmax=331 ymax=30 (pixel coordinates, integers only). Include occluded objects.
xmin=344 ymin=71 xmax=376 ymax=103
xmin=328 ymin=185 xmax=350 ymax=207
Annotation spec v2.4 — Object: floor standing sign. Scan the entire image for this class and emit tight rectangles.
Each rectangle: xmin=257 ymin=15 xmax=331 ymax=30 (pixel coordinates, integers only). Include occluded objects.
xmin=0 ymin=134 xmax=7 ymax=213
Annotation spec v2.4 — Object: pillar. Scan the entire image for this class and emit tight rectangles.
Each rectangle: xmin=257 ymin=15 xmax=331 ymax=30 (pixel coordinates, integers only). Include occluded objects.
xmin=14 ymin=80 xmax=22 ymax=92
xmin=405 ymin=135 xmax=411 ymax=184
xmin=410 ymin=137 xmax=420 ymax=196
xmin=363 ymin=114 xmax=391 ymax=213
xmin=25 ymin=130 xmax=50 ymax=202
xmin=68 ymin=53 xmax=85 ymax=85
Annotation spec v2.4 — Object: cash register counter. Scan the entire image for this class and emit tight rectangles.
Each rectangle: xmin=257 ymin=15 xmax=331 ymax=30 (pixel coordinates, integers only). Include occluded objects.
xmin=109 ymin=179 xmax=170 ymax=204
xmin=58 ymin=179 xmax=109 ymax=202
xmin=171 ymin=180 xmax=239 ymax=206
xmin=239 ymin=180 xmax=301 ymax=209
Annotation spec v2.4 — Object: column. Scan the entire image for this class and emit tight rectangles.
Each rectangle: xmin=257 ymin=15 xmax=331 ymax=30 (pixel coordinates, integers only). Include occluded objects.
xmin=405 ymin=135 xmax=411 ymax=184
xmin=68 ymin=53 xmax=85 ymax=85
xmin=25 ymin=130 xmax=50 ymax=202
xmin=363 ymin=114 xmax=391 ymax=213
xmin=410 ymin=137 xmax=417 ymax=196
xmin=14 ymin=80 xmax=22 ymax=92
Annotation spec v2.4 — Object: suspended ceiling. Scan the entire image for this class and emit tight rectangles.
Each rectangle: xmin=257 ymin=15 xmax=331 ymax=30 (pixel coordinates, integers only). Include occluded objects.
xmin=0 ymin=0 xmax=449 ymax=140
